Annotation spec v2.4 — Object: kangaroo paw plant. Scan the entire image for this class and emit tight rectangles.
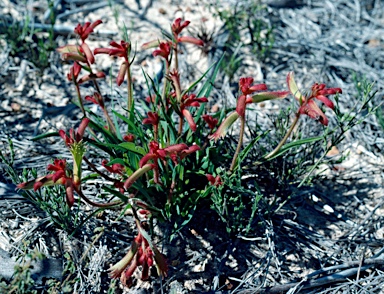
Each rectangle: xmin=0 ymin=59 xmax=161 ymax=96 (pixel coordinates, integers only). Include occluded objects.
xmin=13 ymin=16 xmax=375 ymax=288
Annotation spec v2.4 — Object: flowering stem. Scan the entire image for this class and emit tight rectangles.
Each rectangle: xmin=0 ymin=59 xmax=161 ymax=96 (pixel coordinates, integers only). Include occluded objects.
xmin=178 ymin=115 xmax=184 ymax=135
xmin=93 ymin=79 xmax=116 ymax=134
xmin=264 ymin=112 xmax=301 ymax=160
xmin=74 ymin=83 xmax=86 ymax=117
xmin=229 ymin=116 xmax=245 ymax=172
xmin=167 ymin=180 xmax=176 ymax=204
xmin=173 ymin=46 xmax=179 ymax=72
xmin=126 ymin=61 xmax=133 ymax=112
xmin=161 ymin=61 xmax=170 ymax=103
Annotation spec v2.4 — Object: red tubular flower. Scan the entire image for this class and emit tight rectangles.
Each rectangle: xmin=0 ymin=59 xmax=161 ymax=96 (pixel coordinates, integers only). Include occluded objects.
xmin=143 ymin=111 xmax=160 ymax=138
xmin=58 ymin=45 xmax=105 ymax=84
xmin=180 ymin=94 xmax=208 ymax=132
xmin=142 ymin=112 xmax=159 ymax=128
xmin=17 ymin=159 xmax=76 ymax=207
xmin=210 ymin=76 xmax=290 ymax=142
xmin=172 ymin=18 xmax=190 ymax=36
xmin=287 ymin=72 xmax=342 ymax=126
xmin=169 ymin=69 xmax=182 ymax=101
xmin=94 ymin=41 xmax=131 ymax=86
xmin=94 ymin=40 xmax=130 ymax=61
xmin=123 ymin=134 xmax=135 ymax=142
xmin=139 ymin=141 xmax=164 ymax=168
xmin=123 ymin=164 xmax=155 ymax=190
xmin=177 ymin=35 xmax=204 ymax=46
xmin=85 ymin=92 xmax=104 ymax=108
xmin=116 ymin=61 xmax=128 ymax=86
xmin=61 ymin=52 xmax=87 ymax=63
xmin=77 ymin=71 xmax=106 ymax=84
xmin=236 ymin=95 xmax=247 ymax=118
xmin=171 ymin=18 xmax=204 ymax=46
xmin=80 ymin=42 xmax=95 ymax=64
xmin=125 ymin=141 xmax=200 ymax=189
xmin=74 ymin=20 xmax=102 ymax=42
xmin=180 ymin=144 xmax=200 ymax=160
xmin=59 ymin=118 xmax=90 ymax=146
xmin=109 ymin=225 xmax=168 ymax=285
xmin=102 ymin=159 xmax=125 ymax=175
xmin=239 ymin=77 xmax=267 ymax=95
xmin=206 ymin=174 xmax=223 ymax=187
xmin=142 ymin=18 xmax=203 ymax=50
xmin=152 ymin=42 xmax=171 ymax=60
xmin=67 ymin=62 xmax=82 ymax=82
xmin=310 ymin=83 xmax=341 ymax=109
xmin=202 ymin=114 xmax=218 ymax=130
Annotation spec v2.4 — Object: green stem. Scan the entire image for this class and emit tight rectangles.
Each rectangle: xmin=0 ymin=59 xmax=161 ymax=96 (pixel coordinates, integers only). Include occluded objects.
xmin=161 ymin=61 xmax=170 ymax=103
xmin=173 ymin=46 xmax=178 ymax=72
xmin=92 ymin=79 xmax=117 ymax=134
xmin=74 ymin=83 xmax=86 ymax=117
xmin=230 ymin=116 xmax=245 ymax=172
xmin=264 ymin=113 xmax=301 ymax=160
xmin=126 ymin=62 xmax=133 ymax=112
xmin=178 ymin=115 xmax=184 ymax=136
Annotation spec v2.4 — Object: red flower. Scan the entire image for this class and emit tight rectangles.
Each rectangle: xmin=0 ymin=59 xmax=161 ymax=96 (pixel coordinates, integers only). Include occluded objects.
xmin=172 ymin=18 xmax=190 ymax=37
xmin=210 ymin=76 xmax=290 ymax=141
xmin=287 ymin=72 xmax=342 ymax=126
xmin=94 ymin=41 xmax=131 ymax=86
xmin=202 ymin=115 xmax=218 ymax=130
xmin=142 ymin=112 xmax=159 ymax=127
xmin=143 ymin=111 xmax=160 ymax=136
xmin=67 ymin=61 xmax=81 ymax=82
xmin=124 ymin=141 xmax=200 ymax=189
xmin=152 ymin=42 xmax=171 ymax=60
xmin=171 ymin=18 xmax=204 ymax=46
xmin=59 ymin=118 xmax=90 ymax=147
xmin=180 ymin=94 xmax=208 ymax=132
xmin=142 ymin=18 xmax=203 ymax=50
xmin=123 ymin=134 xmax=135 ymax=142
xmin=94 ymin=40 xmax=130 ymax=61
xmin=61 ymin=20 xmax=102 ymax=64
xmin=57 ymin=46 xmax=105 ymax=83
xmin=206 ymin=174 xmax=223 ymax=187
xmin=74 ymin=20 xmax=102 ymax=42
xmin=17 ymin=159 xmax=76 ymax=207
xmin=85 ymin=92 xmax=104 ymax=108
xmin=109 ymin=224 xmax=168 ymax=284
xmin=239 ymin=77 xmax=267 ymax=95
xmin=102 ymin=159 xmax=125 ymax=175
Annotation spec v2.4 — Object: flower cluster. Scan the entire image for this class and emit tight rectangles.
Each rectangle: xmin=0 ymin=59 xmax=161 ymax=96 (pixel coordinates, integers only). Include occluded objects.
xmin=109 ymin=221 xmax=168 ymax=285
xmin=15 ymin=16 xmax=344 ymax=289
xmin=287 ymin=72 xmax=342 ymax=125
xmin=124 ymin=141 xmax=200 ymax=189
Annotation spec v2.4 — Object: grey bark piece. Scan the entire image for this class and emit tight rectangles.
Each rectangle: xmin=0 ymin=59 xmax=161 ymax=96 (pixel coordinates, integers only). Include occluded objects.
xmin=0 ymin=248 xmax=63 ymax=283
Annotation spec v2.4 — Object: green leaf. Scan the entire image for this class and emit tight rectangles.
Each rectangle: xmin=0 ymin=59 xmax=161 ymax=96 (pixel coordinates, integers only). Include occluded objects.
xmin=118 ymin=142 xmax=146 ymax=155
xmin=197 ymin=53 xmax=225 ymax=98
xmin=239 ymin=130 xmax=270 ymax=162
xmin=31 ymin=132 xmax=59 ymax=141
xmin=265 ymin=135 xmax=324 ymax=161
xmin=102 ymin=185 xmax=128 ymax=202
